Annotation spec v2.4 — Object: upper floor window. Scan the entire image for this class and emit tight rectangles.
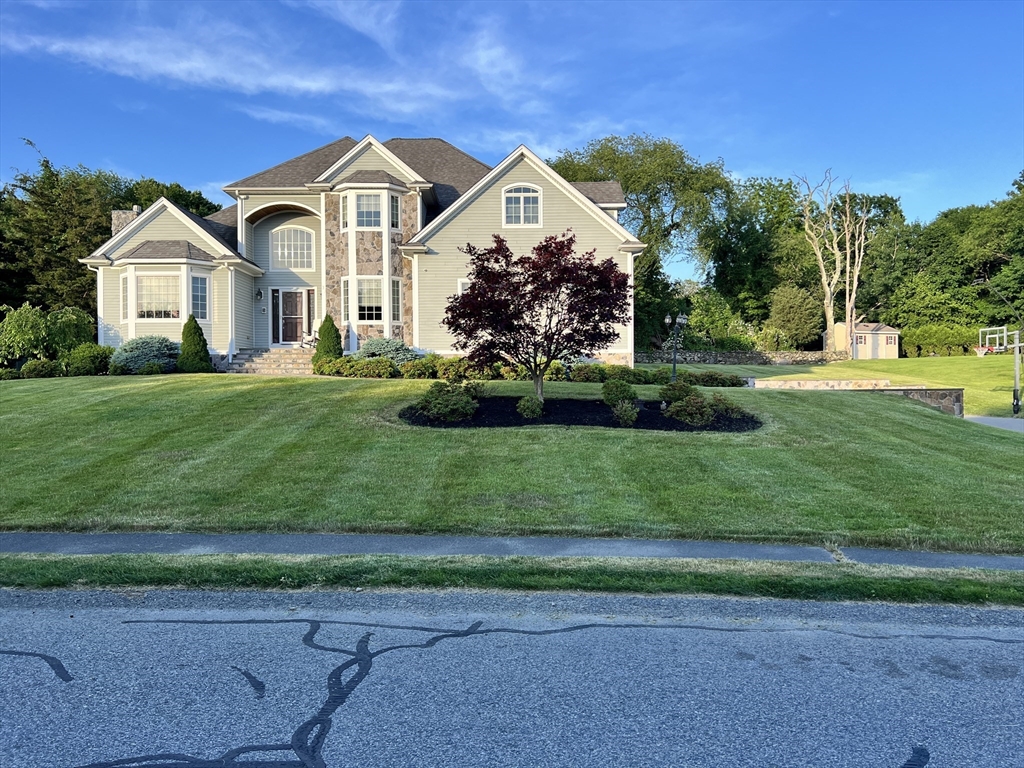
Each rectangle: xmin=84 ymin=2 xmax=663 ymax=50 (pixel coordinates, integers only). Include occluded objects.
xmin=137 ymin=275 xmax=180 ymax=319
xmin=341 ymin=196 xmax=348 ymax=229
xmin=504 ymin=185 xmax=541 ymax=226
xmin=271 ymin=227 xmax=314 ymax=270
xmin=357 ymin=194 xmax=381 ymax=227
xmin=390 ymin=194 xmax=400 ymax=229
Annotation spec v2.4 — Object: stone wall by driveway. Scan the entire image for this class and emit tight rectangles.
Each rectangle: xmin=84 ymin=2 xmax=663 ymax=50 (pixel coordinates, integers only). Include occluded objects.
xmin=877 ymin=388 xmax=964 ymax=417
xmin=636 ymin=350 xmax=849 ymax=365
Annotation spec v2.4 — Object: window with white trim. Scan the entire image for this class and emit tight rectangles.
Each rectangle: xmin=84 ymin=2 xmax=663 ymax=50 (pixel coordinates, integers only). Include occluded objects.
xmin=504 ymin=185 xmax=540 ymax=226
xmin=356 ymin=194 xmax=381 ymax=227
xmin=358 ymin=279 xmax=382 ymax=321
xmin=191 ymin=276 xmax=208 ymax=320
xmin=137 ymin=276 xmax=180 ymax=319
xmin=341 ymin=196 xmax=348 ymax=229
xmin=271 ymin=227 xmax=314 ymax=270
xmin=390 ymin=195 xmax=400 ymax=229
xmin=342 ymin=278 xmax=350 ymax=322
xmin=457 ymin=278 xmax=471 ymax=295
xmin=391 ymin=279 xmax=401 ymax=322
xmin=855 ymin=334 xmax=867 ymax=345
xmin=121 ymin=274 xmax=128 ymax=321
xmin=886 ymin=335 xmax=897 ymax=345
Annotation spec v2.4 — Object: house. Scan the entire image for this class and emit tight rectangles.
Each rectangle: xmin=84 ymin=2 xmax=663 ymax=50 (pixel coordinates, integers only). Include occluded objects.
xmin=80 ymin=135 xmax=643 ymax=368
xmin=832 ymin=322 xmax=901 ymax=359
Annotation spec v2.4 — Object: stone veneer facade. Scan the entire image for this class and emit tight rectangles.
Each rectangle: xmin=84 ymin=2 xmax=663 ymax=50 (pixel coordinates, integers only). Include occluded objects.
xmin=356 ymin=231 xmax=384 ymax=275
xmin=635 ymin=350 xmax=850 ymax=365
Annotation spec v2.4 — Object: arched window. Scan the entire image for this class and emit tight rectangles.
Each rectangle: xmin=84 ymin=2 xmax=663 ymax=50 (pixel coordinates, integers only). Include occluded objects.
xmin=271 ymin=227 xmax=314 ymax=270
xmin=503 ymin=185 xmax=541 ymax=226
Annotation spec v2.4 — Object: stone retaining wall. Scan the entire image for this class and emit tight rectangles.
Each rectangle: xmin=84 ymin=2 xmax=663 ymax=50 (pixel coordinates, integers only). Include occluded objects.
xmin=876 ymin=388 xmax=964 ymax=417
xmin=635 ymin=350 xmax=849 ymax=365
xmin=752 ymin=379 xmax=897 ymax=390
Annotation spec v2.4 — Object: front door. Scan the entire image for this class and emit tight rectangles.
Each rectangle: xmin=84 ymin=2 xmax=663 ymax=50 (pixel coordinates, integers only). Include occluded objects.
xmin=271 ymin=289 xmax=311 ymax=344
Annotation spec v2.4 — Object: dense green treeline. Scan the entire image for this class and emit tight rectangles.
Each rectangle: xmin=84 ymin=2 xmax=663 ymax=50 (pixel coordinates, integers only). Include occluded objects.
xmin=1 ymin=144 xmax=220 ymax=317
xmin=551 ymin=136 xmax=1023 ymax=353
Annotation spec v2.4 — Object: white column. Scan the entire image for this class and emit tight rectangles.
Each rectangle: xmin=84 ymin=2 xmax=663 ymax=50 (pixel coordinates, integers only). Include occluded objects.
xmin=127 ymin=265 xmax=137 ymax=340
xmin=95 ymin=267 xmax=105 ymax=345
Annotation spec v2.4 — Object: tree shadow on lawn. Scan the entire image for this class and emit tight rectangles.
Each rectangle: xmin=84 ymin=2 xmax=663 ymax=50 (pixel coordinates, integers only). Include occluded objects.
xmin=400 ymin=397 xmax=762 ymax=432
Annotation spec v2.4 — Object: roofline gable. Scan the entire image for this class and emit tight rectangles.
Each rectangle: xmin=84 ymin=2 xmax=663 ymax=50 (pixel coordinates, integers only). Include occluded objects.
xmin=409 ymin=145 xmax=642 ymax=247
xmin=313 ymin=134 xmax=426 ymax=186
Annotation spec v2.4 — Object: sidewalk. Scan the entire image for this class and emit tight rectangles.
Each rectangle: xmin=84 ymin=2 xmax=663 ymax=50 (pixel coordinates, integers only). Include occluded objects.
xmin=3 ymin=532 xmax=1023 ymax=571
xmin=965 ymin=416 xmax=1024 ymax=433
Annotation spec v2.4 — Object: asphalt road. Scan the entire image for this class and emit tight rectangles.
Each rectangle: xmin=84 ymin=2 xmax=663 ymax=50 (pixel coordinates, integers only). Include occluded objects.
xmin=1 ymin=590 xmax=1022 ymax=768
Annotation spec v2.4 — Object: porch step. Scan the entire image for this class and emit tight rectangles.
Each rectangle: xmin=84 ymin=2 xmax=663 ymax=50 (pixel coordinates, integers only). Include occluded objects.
xmin=223 ymin=348 xmax=315 ymax=376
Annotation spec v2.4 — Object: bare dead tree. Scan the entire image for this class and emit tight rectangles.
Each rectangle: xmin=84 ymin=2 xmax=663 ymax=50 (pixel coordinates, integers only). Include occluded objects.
xmin=841 ymin=182 xmax=872 ymax=352
xmin=798 ymin=172 xmax=844 ymax=352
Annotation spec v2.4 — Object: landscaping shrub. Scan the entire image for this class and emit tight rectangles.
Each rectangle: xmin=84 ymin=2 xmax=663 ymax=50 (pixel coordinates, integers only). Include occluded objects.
xmin=682 ymin=370 xmax=745 ymax=388
xmin=658 ymin=380 xmax=697 ymax=403
xmin=500 ymin=363 xmax=530 ymax=380
xmin=19 ymin=359 xmax=61 ymax=378
xmin=400 ymin=358 xmax=438 ymax=379
xmin=0 ymin=303 xmax=94 ymax=366
xmin=318 ymin=357 xmax=353 ymax=376
xmin=348 ymin=357 xmax=398 ymax=378
xmin=354 ymin=337 xmax=420 ymax=365
xmin=67 ymin=343 xmax=114 ymax=376
xmin=902 ymin=324 xmax=975 ymax=357
xmin=570 ymin=363 xmax=606 ymax=382
xmin=109 ymin=335 xmax=178 ymax=374
xmin=467 ymin=362 xmax=502 ymax=380
xmin=417 ymin=380 xmax=479 ymax=422
xmin=138 ymin=361 xmax=164 ymax=375
xmin=543 ymin=360 xmax=567 ymax=382
xmin=647 ymin=367 xmax=672 ymax=385
xmin=312 ymin=316 xmax=344 ymax=371
xmin=602 ymin=379 xmax=637 ymax=407
xmin=709 ymin=393 xmax=746 ymax=419
xmin=176 ymin=316 xmax=215 ymax=373
xmin=665 ymin=394 xmax=714 ymax=426
xmin=517 ymin=395 xmax=543 ymax=419
xmin=611 ymin=399 xmax=639 ymax=427
xmin=604 ymin=364 xmax=648 ymax=384
xmin=436 ymin=356 xmax=472 ymax=381
xmin=0 ymin=368 xmax=20 ymax=380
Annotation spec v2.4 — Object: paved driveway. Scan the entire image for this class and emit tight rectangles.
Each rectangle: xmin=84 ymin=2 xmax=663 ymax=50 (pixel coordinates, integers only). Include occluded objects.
xmin=2 ymin=590 xmax=1021 ymax=767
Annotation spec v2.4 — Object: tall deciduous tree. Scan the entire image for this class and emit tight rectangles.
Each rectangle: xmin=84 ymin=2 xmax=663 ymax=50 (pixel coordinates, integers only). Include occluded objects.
xmin=443 ymin=233 xmax=630 ymax=401
xmin=549 ymin=135 xmax=731 ymax=348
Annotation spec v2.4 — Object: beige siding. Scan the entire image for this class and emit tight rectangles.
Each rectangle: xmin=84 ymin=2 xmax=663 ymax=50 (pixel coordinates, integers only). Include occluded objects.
xmin=135 ymin=321 xmax=184 ymax=341
xmin=108 ymin=209 xmax=210 ymax=258
xmin=244 ymin=193 xmax=321 ymax=214
xmin=234 ymin=272 xmax=255 ymax=350
xmin=99 ymin=267 xmax=126 ymax=348
xmin=416 ymin=157 xmax=633 ymax=354
xmin=331 ymin=145 xmax=414 ymax=183
xmin=209 ymin=268 xmax=229 ymax=352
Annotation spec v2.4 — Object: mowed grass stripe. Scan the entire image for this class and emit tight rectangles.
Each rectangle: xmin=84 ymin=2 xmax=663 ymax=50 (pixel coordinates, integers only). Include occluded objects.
xmin=1 ymin=376 xmax=1021 ymax=552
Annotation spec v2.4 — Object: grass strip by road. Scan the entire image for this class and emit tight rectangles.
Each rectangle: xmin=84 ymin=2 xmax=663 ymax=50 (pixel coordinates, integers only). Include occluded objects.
xmin=3 ymin=554 xmax=1022 ymax=606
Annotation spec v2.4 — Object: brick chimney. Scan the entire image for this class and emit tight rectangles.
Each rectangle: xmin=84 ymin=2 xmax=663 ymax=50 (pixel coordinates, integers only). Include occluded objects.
xmin=111 ymin=204 xmax=143 ymax=236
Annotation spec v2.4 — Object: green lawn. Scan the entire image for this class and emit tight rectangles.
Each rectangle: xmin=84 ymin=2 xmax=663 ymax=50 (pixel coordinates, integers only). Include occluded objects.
xmin=641 ymin=355 xmax=1020 ymax=417
xmin=1 ymin=375 xmax=1021 ymax=553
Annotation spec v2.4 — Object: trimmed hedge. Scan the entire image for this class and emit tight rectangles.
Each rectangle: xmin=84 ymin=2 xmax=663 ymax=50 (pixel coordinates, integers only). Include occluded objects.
xmin=20 ymin=359 xmax=61 ymax=378
xmin=902 ymin=325 xmax=976 ymax=357
xmin=66 ymin=343 xmax=114 ymax=376
xmin=602 ymin=379 xmax=637 ymax=407
xmin=318 ymin=356 xmax=399 ymax=378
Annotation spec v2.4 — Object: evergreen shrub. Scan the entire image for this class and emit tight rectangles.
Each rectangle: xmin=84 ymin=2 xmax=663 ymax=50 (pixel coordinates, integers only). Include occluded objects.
xmin=0 ymin=368 xmax=20 ymax=380
xmin=311 ymin=316 xmax=344 ymax=371
xmin=604 ymin=364 xmax=647 ymax=384
xmin=543 ymin=360 xmax=568 ymax=382
xmin=109 ymin=336 xmax=178 ymax=374
xmin=611 ymin=400 xmax=639 ymax=427
xmin=517 ymin=395 xmax=543 ymax=419
xmin=401 ymin=358 xmax=438 ymax=379
xmin=67 ymin=343 xmax=114 ymax=376
xmin=417 ymin=380 xmax=479 ymax=422
xmin=436 ymin=356 xmax=472 ymax=381
xmin=354 ymin=338 xmax=420 ymax=365
xmin=659 ymin=380 xmax=697 ymax=403
xmin=665 ymin=394 xmax=714 ymax=426
xmin=570 ymin=363 xmax=606 ymax=382
xmin=176 ymin=316 xmax=215 ymax=373
xmin=709 ymin=393 xmax=746 ymax=419
xmin=602 ymin=379 xmax=636 ymax=407
xmin=138 ymin=361 xmax=164 ymax=375
xmin=20 ymin=359 xmax=61 ymax=378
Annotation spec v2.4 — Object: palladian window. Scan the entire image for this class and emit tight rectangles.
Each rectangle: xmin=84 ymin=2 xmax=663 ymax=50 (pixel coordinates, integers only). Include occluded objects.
xmin=504 ymin=185 xmax=540 ymax=226
xmin=271 ymin=227 xmax=313 ymax=270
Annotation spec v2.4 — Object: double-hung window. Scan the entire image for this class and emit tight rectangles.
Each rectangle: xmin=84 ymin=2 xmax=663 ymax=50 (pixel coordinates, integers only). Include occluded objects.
xmin=390 ymin=195 xmax=400 ymax=229
xmin=137 ymin=276 xmax=180 ymax=319
xmin=341 ymin=196 xmax=348 ymax=229
xmin=504 ymin=185 xmax=541 ymax=226
xmin=357 ymin=194 xmax=381 ymax=227
xmin=391 ymin=279 xmax=402 ymax=322
xmin=191 ymin=276 xmax=208 ymax=320
xmin=357 ymin=279 xmax=382 ymax=321
xmin=272 ymin=227 xmax=313 ymax=270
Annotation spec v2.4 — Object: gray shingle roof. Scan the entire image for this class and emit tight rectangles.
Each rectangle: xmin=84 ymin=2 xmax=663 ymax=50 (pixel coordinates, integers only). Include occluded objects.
xmin=113 ymin=241 xmax=217 ymax=262
xmin=571 ymin=181 xmax=626 ymax=207
xmin=226 ymin=137 xmax=358 ymax=189
xmin=853 ymin=322 xmax=900 ymax=333
xmin=336 ymin=170 xmax=409 ymax=189
xmin=202 ymin=204 xmax=238 ymax=250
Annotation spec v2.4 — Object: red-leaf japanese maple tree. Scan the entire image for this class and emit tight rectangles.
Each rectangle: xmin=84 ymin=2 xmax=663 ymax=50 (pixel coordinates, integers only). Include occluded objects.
xmin=443 ymin=232 xmax=631 ymax=402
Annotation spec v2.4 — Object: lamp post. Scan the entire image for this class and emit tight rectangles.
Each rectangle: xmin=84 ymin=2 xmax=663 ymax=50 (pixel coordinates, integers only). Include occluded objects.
xmin=664 ymin=312 xmax=688 ymax=383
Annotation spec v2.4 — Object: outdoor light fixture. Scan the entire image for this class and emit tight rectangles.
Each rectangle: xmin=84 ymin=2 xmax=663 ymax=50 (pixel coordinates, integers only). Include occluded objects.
xmin=664 ymin=313 xmax=688 ymax=382
xmin=255 ymin=289 xmax=264 ymax=301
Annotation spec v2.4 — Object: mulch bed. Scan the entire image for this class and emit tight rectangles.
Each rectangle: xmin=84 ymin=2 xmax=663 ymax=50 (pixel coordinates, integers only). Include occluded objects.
xmin=399 ymin=397 xmax=762 ymax=432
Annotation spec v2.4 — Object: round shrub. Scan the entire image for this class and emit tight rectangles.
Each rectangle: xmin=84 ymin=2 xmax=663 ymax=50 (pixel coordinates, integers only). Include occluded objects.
xmin=354 ymin=337 xmax=420 ymax=365
xmin=709 ymin=393 xmax=746 ymax=419
xmin=499 ymin=363 xmax=530 ymax=381
xmin=417 ymin=380 xmax=479 ymax=422
xmin=570 ymin=363 xmax=606 ymax=383
xmin=311 ymin=315 xmax=344 ymax=370
xmin=665 ymin=394 xmax=714 ymax=427
xmin=543 ymin=360 xmax=567 ymax=382
xmin=138 ymin=361 xmax=164 ymax=375
xmin=318 ymin=357 xmax=354 ymax=376
xmin=110 ymin=335 xmax=178 ymax=374
xmin=467 ymin=362 xmax=502 ymax=380
xmin=517 ymin=395 xmax=543 ymax=419
xmin=602 ymin=379 xmax=637 ymax=407
xmin=176 ymin=316 xmax=215 ymax=373
xmin=20 ymin=359 xmax=61 ymax=378
xmin=647 ymin=367 xmax=672 ymax=385
xmin=67 ymin=343 xmax=115 ymax=376
xmin=0 ymin=368 xmax=20 ymax=380
xmin=349 ymin=357 xmax=398 ymax=378
xmin=401 ymin=358 xmax=438 ymax=379
xmin=436 ymin=356 xmax=472 ymax=381
xmin=604 ymin=364 xmax=648 ymax=384
xmin=611 ymin=400 xmax=639 ymax=427
xmin=658 ymin=380 xmax=697 ymax=403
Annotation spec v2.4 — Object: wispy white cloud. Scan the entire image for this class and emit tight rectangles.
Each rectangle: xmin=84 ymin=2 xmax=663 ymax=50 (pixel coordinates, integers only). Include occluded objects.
xmin=234 ymin=105 xmax=341 ymax=136
xmin=200 ymin=181 xmax=236 ymax=208
xmin=288 ymin=0 xmax=402 ymax=54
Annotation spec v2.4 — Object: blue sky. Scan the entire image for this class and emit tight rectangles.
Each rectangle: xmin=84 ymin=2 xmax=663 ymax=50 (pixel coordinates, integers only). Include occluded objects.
xmin=1 ymin=0 xmax=1021 ymax=280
